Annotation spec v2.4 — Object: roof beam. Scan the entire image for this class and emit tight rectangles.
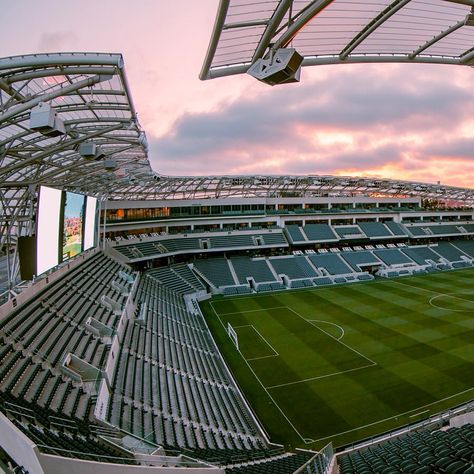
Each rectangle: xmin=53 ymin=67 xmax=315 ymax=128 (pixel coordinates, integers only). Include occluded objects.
xmin=443 ymin=0 xmax=474 ymax=6
xmin=0 ymin=74 xmax=108 ymax=123
xmin=200 ymin=0 xmax=231 ymax=80
xmin=0 ymin=53 xmax=123 ymax=72
xmin=460 ymin=47 xmax=474 ymax=64
xmin=0 ymin=78 xmax=26 ymax=102
xmin=223 ymin=20 xmax=268 ymax=30
xmin=409 ymin=21 xmax=465 ymax=59
xmin=339 ymin=0 xmax=411 ymax=60
xmin=272 ymin=0 xmax=335 ymax=51
xmin=0 ymin=123 xmax=123 ymax=178
xmin=251 ymin=0 xmax=293 ymax=61
xmin=2 ymin=67 xmax=116 ymax=84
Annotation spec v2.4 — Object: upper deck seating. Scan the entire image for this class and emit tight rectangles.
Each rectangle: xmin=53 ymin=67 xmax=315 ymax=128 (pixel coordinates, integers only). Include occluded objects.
xmin=400 ymin=246 xmax=441 ymax=265
xmin=333 ymin=226 xmax=365 ymax=239
xmin=373 ymin=248 xmax=414 ymax=266
xmin=385 ymin=221 xmax=408 ymax=236
xmin=268 ymin=256 xmax=317 ymax=280
xmin=340 ymin=251 xmax=381 ymax=272
xmin=302 ymin=224 xmax=338 ymax=242
xmin=432 ymin=242 xmax=470 ymax=262
xmin=231 ymin=257 xmax=277 ymax=284
xmin=285 ymin=225 xmax=307 ymax=243
xmin=358 ymin=222 xmax=393 ymax=238
xmin=308 ymin=254 xmax=353 ymax=275
xmin=451 ymin=240 xmax=474 ymax=258
xmin=193 ymin=258 xmax=236 ymax=287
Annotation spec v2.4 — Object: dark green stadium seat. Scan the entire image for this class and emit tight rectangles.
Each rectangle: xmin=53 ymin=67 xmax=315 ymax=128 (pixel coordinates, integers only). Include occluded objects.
xmin=435 ymin=457 xmax=456 ymax=469
xmin=413 ymin=466 xmax=432 ymax=474
xmin=457 ymin=447 xmax=473 ymax=461
xmin=445 ymin=460 xmax=470 ymax=474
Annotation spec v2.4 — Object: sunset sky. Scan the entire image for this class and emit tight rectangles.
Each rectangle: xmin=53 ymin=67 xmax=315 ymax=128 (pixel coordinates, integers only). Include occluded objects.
xmin=1 ymin=1 xmax=473 ymax=187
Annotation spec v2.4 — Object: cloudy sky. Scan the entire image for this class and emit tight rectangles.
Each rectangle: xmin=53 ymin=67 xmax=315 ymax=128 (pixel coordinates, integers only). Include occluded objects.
xmin=1 ymin=1 xmax=473 ymax=186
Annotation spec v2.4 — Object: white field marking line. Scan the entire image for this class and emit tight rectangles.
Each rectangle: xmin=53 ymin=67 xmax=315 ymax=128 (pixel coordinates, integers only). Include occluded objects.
xmin=310 ymin=386 xmax=474 ymax=444
xmin=429 ymin=293 xmax=474 ymax=312
xmin=212 ymin=289 xmax=320 ymax=305
xmin=209 ymin=302 xmax=308 ymax=444
xmin=210 ymin=303 xmax=287 ymax=316
xmin=390 ymin=278 xmax=466 ymax=297
xmin=286 ymin=307 xmax=377 ymax=365
xmin=390 ymin=279 xmax=474 ymax=312
xmin=307 ymin=319 xmax=345 ymax=341
xmin=234 ymin=324 xmax=280 ymax=361
xmin=247 ymin=354 xmax=279 ymax=361
xmin=250 ymin=325 xmax=279 ymax=357
xmin=266 ymin=363 xmax=376 ymax=390
xmin=409 ymin=410 xmax=429 ymax=418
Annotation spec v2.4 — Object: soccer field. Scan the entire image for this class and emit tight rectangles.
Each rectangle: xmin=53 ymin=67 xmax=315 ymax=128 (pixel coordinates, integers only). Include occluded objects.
xmin=200 ymin=269 xmax=474 ymax=450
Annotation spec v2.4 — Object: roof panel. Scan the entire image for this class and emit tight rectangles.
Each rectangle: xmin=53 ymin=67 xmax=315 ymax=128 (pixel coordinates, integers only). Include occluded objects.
xmin=423 ymin=25 xmax=474 ymax=56
xmin=201 ymin=0 xmax=474 ymax=79
xmin=0 ymin=52 xmax=151 ymax=197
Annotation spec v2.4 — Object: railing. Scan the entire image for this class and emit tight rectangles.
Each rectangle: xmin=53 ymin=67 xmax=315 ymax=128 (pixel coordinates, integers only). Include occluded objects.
xmin=337 ymin=399 xmax=474 ymax=455
xmin=294 ymin=445 xmax=334 ymax=474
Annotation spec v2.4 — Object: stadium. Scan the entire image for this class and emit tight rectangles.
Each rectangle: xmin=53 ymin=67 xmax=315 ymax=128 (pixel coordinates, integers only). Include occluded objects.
xmin=1 ymin=1 xmax=473 ymax=473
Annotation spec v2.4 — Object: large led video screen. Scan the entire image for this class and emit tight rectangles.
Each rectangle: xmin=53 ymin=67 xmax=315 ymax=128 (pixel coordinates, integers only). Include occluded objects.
xmin=84 ymin=196 xmax=98 ymax=250
xmin=36 ymin=186 xmax=98 ymax=276
xmin=62 ymin=191 xmax=85 ymax=261
xmin=36 ymin=186 xmax=62 ymax=275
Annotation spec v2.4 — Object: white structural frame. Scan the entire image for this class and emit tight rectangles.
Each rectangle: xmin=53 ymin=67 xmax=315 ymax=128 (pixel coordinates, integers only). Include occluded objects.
xmin=2 ymin=50 xmax=474 ymax=296
xmin=200 ymin=0 xmax=474 ymax=80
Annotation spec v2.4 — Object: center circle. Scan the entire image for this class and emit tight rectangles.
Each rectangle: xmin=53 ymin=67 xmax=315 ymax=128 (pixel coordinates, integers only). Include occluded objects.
xmin=429 ymin=292 xmax=474 ymax=312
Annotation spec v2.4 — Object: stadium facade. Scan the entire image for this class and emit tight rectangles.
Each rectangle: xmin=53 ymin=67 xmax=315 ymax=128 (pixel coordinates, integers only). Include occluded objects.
xmin=1 ymin=1 xmax=474 ymax=472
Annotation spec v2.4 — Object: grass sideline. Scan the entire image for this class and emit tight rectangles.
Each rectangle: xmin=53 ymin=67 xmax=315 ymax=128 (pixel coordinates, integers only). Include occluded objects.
xmin=200 ymin=269 xmax=474 ymax=450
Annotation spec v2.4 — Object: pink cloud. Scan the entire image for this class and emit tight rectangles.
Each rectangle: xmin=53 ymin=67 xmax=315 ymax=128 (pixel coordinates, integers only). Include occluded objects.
xmin=1 ymin=2 xmax=473 ymax=187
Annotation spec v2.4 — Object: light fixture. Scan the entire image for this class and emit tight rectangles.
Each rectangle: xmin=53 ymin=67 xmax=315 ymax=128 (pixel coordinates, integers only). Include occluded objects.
xmin=247 ymin=48 xmax=303 ymax=86
xmin=79 ymin=141 xmax=106 ymax=160
xmin=29 ymin=102 xmax=65 ymax=136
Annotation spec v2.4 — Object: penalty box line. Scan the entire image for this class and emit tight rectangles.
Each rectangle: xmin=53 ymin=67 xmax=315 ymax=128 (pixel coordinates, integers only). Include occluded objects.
xmin=231 ymin=324 xmax=279 ymax=361
xmin=266 ymin=363 xmax=376 ymax=390
xmin=209 ymin=303 xmax=309 ymax=444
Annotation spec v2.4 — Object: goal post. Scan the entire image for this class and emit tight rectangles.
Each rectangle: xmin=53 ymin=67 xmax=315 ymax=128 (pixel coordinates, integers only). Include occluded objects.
xmin=227 ymin=323 xmax=239 ymax=351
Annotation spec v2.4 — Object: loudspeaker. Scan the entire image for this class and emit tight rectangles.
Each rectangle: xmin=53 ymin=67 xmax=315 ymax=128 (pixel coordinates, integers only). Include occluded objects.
xmin=18 ymin=236 xmax=37 ymax=280
xmin=247 ymin=48 xmax=304 ymax=86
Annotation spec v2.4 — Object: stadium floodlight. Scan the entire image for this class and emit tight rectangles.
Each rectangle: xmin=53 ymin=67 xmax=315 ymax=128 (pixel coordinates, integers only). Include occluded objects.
xmin=103 ymin=159 xmax=118 ymax=171
xmin=79 ymin=141 xmax=107 ymax=160
xmin=247 ymin=48 xmax=303 ymax=86
xmin=29 ymin=102 xmax=66 ymax=137
xmin=79 ymin=141 xmax=98 ymax=159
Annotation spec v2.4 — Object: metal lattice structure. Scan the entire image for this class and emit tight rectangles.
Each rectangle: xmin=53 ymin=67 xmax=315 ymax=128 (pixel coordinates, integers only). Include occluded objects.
xmin=200 ymin=0 xmax=474 ymax=80
xmin=114 ymin=174 xmax=474 ymax=202
xmin=0 ymin=53 xmax=153 ymax=291
xmin=1 ymin=49 xmax=474 ymax=294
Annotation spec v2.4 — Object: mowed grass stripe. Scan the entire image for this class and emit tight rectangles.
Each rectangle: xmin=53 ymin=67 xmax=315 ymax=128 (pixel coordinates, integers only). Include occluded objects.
xmin=220 ymin=306 xmax=370 ymax=387
xmin=283 ymin=283 xmax=469 ymax=438
xmin=202 ymin=269 xmax=474 ymax=449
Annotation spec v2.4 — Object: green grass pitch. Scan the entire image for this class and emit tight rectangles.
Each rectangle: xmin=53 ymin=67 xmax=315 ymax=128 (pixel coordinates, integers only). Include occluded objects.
xmin=200 ymin=269 xmax=474 ymax=450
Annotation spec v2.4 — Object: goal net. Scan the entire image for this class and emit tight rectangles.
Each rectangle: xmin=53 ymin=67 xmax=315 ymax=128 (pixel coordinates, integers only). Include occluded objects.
xmin=227 ymin=323 xmax=239 ymax=350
